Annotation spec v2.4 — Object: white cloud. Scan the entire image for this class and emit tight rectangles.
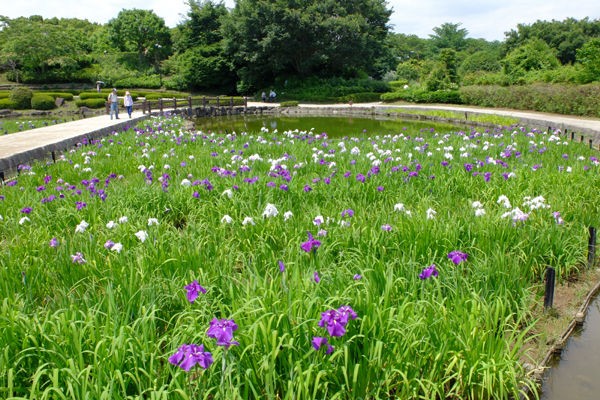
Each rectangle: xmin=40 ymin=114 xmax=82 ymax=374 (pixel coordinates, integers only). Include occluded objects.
xmin=2 ymin=0 xmax=597 ymax=41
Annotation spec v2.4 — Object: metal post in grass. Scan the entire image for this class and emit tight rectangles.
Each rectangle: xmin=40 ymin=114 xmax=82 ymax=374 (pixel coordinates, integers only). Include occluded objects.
xmin=589 ymin=139 xmax=593 ymax=149
xmin=588 ymin=227 xmax=597 ymax=269
xmin=173 ymin=97 xmax=177 ymax=110
xmin=159 ymin=98 xmax=163 ymax=115
xmin=571 ymin=131 xmax=575 ymax=141
xmin=544 ymin=267 xmax=556 ymax=310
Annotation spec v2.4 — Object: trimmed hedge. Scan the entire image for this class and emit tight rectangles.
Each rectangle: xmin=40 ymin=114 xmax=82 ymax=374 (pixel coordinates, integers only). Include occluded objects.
xmin=79 ymin=92 xmax=109 ymax=100
xmin=338 ymin=92 xmax=382 ymax=103
xmin=459 ymin=83 xmax=600 ymax=117
xmin=381 ymin=89 xmax=463 ymax=104
xmin=0 ymin=92 xmax=10 ymax=99
xmin=75 ymin=98 xmax=107 ymax=108
xmin=279 ymin=101 xmax=299 ymax=107
xmin=38 ymin=92 xmax=74 ymax=101
xmin=0 ymin=98 xmax=16 ymax=109
xmin=31 ymin=94 xmax=57 ymax=110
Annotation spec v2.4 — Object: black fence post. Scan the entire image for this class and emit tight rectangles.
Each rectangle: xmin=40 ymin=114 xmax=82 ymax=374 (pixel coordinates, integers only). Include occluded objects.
xmin=173 ymin=98 xmax=177 ymax=110
xmin=159 ymin=99 xmax=163 ymax=115
xmin=202 ymin=96 xmax=207 ymax=109
xmin=188 ymin=96 xmax=192 ymax=109
xmin=590 ymin=139 xmax=593 ymax=149
xmin=588 ymin=227 xmax=597 ymax=269
xmin=544 ymin=267 xmax=556 ymax=310
xmin=571 ymin=131 xmax=575 ymax=141
xmin=216 ymin=96 xmax=220 ymax=108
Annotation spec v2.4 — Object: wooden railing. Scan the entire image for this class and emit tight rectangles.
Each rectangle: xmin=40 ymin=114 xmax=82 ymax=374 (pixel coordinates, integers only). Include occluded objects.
xmin=140 ymin=96 xmax=248 ymax=115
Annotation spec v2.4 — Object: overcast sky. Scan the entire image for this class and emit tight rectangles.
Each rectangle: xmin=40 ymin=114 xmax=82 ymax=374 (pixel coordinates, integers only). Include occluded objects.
xmin=2 ymin=0 xmax=599 ymax=41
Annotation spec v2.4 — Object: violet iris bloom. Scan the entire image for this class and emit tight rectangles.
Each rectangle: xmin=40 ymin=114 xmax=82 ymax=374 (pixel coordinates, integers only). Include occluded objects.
xmin=207 ymin=318 xmax=239 ymax=348
xmin=169 ymin=343 xmax=214 ymax=371
xmin=184 ymin=280 xmax=207 ymax=303
xmin=301 ymin=232 xmax=321 ymax=253
xmin=448 ymin=251 xmax=468 ymax=265
xmin=419 ymin=264 xmax=438 ymax=280
xmin=312 ymin=336 xmax=334 ymax=354
xmin=318 ymin=306 xmax=358 ymax=337
xmin=278 ymin=260 xmax=285 ymax=272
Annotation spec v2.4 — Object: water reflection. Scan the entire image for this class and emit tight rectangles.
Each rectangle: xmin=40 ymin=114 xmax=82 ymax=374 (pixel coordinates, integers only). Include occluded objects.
xmin=192 ymin=115 xmax=468 ymax=138
xmin=541 ymin=297 xmax=600 ymax=399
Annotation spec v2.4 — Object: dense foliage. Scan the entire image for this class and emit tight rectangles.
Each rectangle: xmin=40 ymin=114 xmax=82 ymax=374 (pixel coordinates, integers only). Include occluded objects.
xmin=0 ymin=4 xmax=599 ymax=107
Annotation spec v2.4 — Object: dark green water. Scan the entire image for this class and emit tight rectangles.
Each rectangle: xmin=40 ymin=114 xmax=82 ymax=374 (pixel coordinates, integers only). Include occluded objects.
xmin=193 ymin=114 xmax=468 ymax=137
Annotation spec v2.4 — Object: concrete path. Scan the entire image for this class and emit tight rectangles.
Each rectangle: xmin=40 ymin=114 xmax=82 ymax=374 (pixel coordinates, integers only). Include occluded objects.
xmin=0 ymin=110 xmax=148 ymax=177
xmin=1 ymin=103 xmax=599 ymax=178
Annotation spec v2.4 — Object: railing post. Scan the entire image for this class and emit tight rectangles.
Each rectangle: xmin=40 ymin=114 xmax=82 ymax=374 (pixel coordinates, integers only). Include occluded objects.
xmin=590 ymin=139 xmax=593 ymax=149
xmin=588 ymin=227 xmax=597 ymax=269
xmin=544 ymin=267 xmax=555 ymax=310
xmin=142 ymin=100 xmax=147 ymax=114
xmin=203 ymin=96 xmax=207 ymax=109
xmin=230 ymin=97 xmax=234 ymax=108
xmin=159 ymin=98 xmax=163 ymax=114
xmin=571 ymin=131 xmax=575 ymax=141
xmin=216 ymin=96 xmax=220 ymax=107
xmin=188 ymin=96 xmax=192 ymax=109
xmin=173 ymin=97 xmax=177 ymax=110
xmin=244 ymin=96 xmax=248 ymax=108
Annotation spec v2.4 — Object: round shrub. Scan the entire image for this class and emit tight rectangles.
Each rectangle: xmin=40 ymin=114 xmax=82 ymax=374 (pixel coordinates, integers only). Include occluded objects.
xmin=31 ymin=94 xmax=57 ymax=110
xmin=9 ymin=87 xmax=33 ymax=109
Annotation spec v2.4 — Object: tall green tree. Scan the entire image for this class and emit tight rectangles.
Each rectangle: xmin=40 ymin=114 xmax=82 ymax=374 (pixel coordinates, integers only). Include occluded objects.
xmin=222 ymin=0 xmax=391 ymax=92
xmin=502 ymin=38 xmax=560 ymax=82
xmin=504 ymin=18 xmax=600 ymax=64
xmin=0 ymin=16 xmax=98 ymax=82
xmin=577 ymin=38 xmax=600 ymax=81
xmin=429 ymin=22 xmax=468 ymax=51
xmin=166 ymin=0 xmax=235 ymax=91
xmin=106 ymin=9 xmax=172 ymax=66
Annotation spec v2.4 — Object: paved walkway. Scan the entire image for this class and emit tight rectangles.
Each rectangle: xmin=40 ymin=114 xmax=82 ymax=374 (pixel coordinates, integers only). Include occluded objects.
xmin=1 ymin=103 xmax=599 ymax=177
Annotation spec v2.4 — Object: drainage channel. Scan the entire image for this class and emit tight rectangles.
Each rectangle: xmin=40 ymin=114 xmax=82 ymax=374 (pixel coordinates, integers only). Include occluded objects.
xmin=540 ymin=295 xmax=600 ymax=399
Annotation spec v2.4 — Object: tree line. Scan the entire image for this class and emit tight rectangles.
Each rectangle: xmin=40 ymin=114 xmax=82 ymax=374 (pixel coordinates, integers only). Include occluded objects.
xmin=0 ymin=0 xmax=599 ymax=97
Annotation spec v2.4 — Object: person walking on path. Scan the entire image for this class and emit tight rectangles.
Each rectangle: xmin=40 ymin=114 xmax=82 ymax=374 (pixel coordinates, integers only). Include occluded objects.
xmin=124 ymin=91 xmax=134 ymax=118
xmin=107 ymin=88 xmax=119 ymax=119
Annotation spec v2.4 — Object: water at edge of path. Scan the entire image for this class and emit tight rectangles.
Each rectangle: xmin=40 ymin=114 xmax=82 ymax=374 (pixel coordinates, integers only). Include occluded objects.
xmin=540 ymin=296 xmax=600 ymax=400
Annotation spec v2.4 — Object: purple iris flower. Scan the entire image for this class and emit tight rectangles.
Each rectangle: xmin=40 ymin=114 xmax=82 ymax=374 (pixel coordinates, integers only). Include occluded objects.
xmin=341 ymin=209 xmax=354 ymax=218
xmin=356 ymin=174 xmax=366 ymax=183
xmin=184 ymin=280 xmax=207 ymax=303
xmin=314 ymin=271 xmax=321 ymax=283
xmin=49 ymin=237 xmax=59 ymax=248
xmin=318 ymin=306 xmax=358 ymax=337
xmin=278 ymin=260 xmax=285 ymax=272
xmin=464 ymin=163 xmax=473 ymax=172
xmin=304 ymin=185 xmax=312 ymax=192
xmin=21 ymin=207 xmax=33 ymax=214
xmin=301 ymin=232 xmax=321 ymax=253
xmin=448 ymin=251 xmax=468 ymax=265
xmin=104 ymin=240 xmax=115 ymax=250
xmin=168 ymin=344 xmax=214 ymax=371
xmin=207 ymin=318 xmax=239 ymax=348
xmin=312 ymin=337 xmax=334 ymax=354
xmin=419 ymin=264 xmax=438 ymax=280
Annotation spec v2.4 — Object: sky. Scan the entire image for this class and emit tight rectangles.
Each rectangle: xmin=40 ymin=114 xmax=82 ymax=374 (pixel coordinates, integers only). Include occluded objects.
xmin=2 ymin=0 xmax=599 ymax=42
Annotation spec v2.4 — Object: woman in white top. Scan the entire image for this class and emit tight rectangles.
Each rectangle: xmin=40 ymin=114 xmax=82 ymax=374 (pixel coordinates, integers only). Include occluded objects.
xmin=123 ymin=91 xmax=134 ymax=118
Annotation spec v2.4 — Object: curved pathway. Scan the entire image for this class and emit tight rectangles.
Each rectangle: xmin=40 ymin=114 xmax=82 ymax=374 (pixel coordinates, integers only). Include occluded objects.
xmin=1 ymin=103 xmax=599 ymax=178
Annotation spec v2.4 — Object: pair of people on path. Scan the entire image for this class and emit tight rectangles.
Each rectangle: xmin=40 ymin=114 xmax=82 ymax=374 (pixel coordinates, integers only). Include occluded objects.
xmin=108 ymin=89 xmax=134 ymax=119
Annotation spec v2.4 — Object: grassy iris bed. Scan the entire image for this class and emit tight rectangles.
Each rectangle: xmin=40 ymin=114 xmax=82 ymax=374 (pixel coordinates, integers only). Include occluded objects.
xmin=1 ymin=116 xmax=599 ymax=399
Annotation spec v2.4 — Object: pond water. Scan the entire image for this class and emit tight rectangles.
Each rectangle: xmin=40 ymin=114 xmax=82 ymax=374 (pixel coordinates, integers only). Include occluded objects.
xmin=540 ymin=295 xmax=600 ymax=400
xmin=192 ymin=114 xmax=468 ymax=137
